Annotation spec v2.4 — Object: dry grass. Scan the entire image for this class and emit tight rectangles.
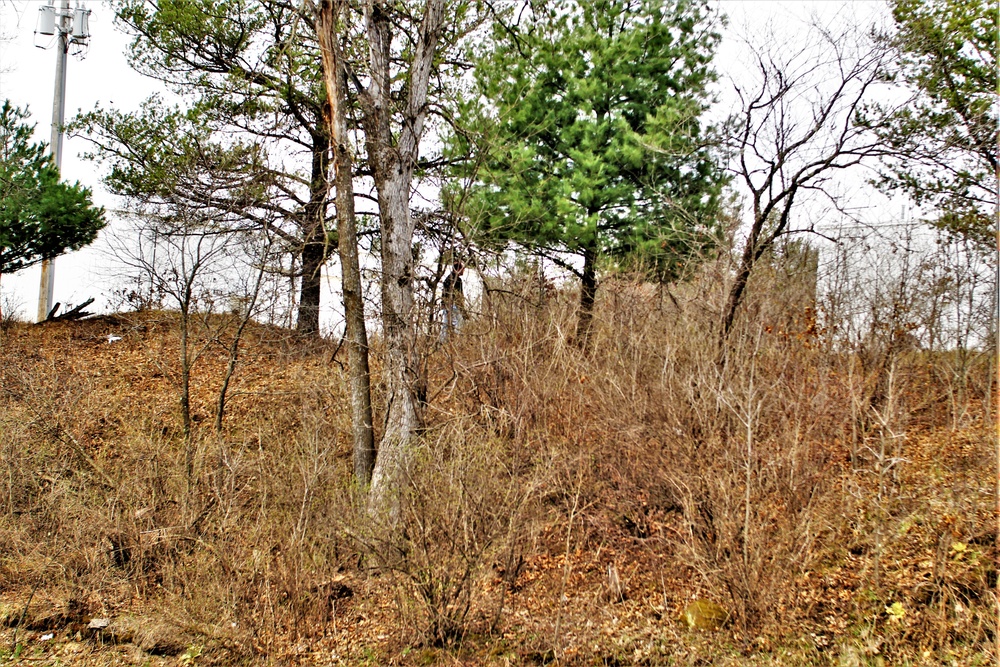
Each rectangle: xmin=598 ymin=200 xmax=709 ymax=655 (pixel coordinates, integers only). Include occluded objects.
xmin=0 ymin=266 xmax=995 ymax=665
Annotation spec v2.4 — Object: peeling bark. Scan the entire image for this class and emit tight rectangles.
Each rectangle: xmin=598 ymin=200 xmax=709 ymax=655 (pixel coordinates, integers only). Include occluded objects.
xmin=316 ymin=0 xmax=376 ymax=485
xmin=358 ymin=0 xmax=447 ymax=505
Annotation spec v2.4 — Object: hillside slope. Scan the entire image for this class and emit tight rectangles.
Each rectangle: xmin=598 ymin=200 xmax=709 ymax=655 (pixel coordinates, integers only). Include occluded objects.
xmin=0 ymin=298 xmax=994 ymax=666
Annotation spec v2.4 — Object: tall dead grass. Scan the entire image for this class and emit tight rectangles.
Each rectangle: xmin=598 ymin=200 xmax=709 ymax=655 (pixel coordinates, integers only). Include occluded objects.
xmin=0 ymin=240 xmax=994 ymax=663
xmin=0 ymin=315 xmax=355 ymax=657
xmin=445 ymin=248 xmax=994 ymax=656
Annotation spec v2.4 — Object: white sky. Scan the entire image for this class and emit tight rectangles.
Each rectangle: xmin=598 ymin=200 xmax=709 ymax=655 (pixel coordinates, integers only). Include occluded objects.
xmin=0 ymin=0 xmax=894 ymax=326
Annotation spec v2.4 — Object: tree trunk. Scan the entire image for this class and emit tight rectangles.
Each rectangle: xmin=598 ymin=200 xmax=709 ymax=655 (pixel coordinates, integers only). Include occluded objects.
xmin=720 ymin=242 xmax=755 ymax=341
xmin=297 ymin=233 xmax=324 ymax=335
xmin=720 ymin=196 xmax=794 ymax=345
xmin=360 ymin=0 xmax=446 ymax=506
xmin=179 ymin=302 xmax=193 ymax=493
xmin=576 ymin=242 xmax=598 ymax=348
xmin=297 ymin=132 xmax=331 ymax=336
xmin=316 ymin=0 xmax=376 ymax=485
xmin=369 ymin=160 xmax=422 ymax=499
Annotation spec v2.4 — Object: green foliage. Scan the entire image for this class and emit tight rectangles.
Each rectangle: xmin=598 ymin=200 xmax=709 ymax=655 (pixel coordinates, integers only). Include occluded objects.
xmin=871 ymin=0 xmax=997 ymax=249
xmin=75 ymin=0 xmax=322 ymax=218
xmin=73 ymin=0 xmax=334 ymax=332
xmin=0 ymin=101 xmax=105 ymax=274
xmin=76 ymin=96 xmax=274 ymax=215
xmin=113 ymin=0 xmax=324 ymax=121
xmin=449 ymin=0 xmax=726 ymax=281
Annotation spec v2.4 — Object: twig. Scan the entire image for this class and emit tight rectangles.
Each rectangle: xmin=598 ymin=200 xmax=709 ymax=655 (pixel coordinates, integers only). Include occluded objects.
xmin=552 ymin=471 xmax=583 ymax=663
xmin=10 ymin=549 xmax=62 ymax=652
xmin=46 ymin=422 xmax=116 ymax=490
xmin=22 ymin=399 xmax=116 ymax=490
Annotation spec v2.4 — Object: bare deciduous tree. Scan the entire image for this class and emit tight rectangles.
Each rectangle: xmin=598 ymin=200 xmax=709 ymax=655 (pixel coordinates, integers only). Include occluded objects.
xmin=355 ymin=0 xmax=447 ymax=504
xmin=721 ymin=21 xmax=893 ymax=343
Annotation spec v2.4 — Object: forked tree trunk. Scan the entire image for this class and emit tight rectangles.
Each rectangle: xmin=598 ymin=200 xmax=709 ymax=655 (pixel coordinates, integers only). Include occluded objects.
xmin=359 ymin=0 xmax=446 ymax=507
xmin=316 ymin=0 xmax=376 ymax=485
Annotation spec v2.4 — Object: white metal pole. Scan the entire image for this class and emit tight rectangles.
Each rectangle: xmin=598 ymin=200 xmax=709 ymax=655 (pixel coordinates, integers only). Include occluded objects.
xmin=36 ymin=0 xmax=71 ymax=322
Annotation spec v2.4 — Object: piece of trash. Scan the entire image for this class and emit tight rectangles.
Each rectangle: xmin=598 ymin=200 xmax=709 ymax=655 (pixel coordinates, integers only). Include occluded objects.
xmin=40 ymin=633 xmax=54 ymax=641
xmin=107 ymin=335 xmax=122 ymax=344
xmin=88 ymin=618 xmax=110 ymax=630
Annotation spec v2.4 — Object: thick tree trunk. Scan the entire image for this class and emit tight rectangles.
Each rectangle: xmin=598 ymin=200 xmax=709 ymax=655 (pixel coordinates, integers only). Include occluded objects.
xmin=339 ymin=182 xmax=376 ymax=486
xmin=361 ymin=0 xmax=446 ymax=507
xmin=369 ymin=162 xmax=422 ymax=499
xmin=576 ymin=243 xmax=598 ymax=348
xmin=297 ymin=233 xmax=324 ymax=335
xmin=316 ymin=0 xmax=376 ymax=485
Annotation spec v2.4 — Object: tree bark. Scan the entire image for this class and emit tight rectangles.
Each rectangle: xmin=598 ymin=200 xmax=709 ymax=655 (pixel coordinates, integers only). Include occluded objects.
xmin=316 ymin=0 xmax=376 ymax=486
xmin=720 ymin=226 xmax=760 ymax=341
xmin=359 ymin=0 xmax=447 ymax=505
xmin=576 ymin=242 xmax=598 ymax=349
xmin=297 ymin=132 xmax=332 ymax=336
xmin=720 ymin=192 xmax=795 ymax=343
xmin=369 ymin=164 xmax=423 ymax=499
xmin=179 ymin=300 xmax=194 ymax=494
xmin=297 ymin=233 xmax=324 ymax=335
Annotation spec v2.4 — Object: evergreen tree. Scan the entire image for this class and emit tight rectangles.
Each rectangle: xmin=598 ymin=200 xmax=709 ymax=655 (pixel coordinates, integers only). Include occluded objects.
xmin=869 ymin=0 xmax=997 ymax=249
xmin=74 ymin=0 xmax=333 ymax=334
xmin=0 ymin=101 xmax=105 ymax=275
xmin=450 ymin=0 xmax=726 ymax=344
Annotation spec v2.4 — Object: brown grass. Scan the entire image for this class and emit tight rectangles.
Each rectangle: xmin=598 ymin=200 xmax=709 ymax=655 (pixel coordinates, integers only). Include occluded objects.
xmin=0 ymin=270 xmax=995 ymax=665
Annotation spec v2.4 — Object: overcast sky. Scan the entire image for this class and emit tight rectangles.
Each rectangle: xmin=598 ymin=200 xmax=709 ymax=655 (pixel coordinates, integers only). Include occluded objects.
xmin=0 ymin=0 xmax=893 ymax=327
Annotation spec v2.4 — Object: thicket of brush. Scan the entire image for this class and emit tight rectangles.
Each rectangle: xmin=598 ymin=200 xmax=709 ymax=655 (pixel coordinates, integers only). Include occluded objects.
xmin=0 ymin=239 xmax=994 ymax=664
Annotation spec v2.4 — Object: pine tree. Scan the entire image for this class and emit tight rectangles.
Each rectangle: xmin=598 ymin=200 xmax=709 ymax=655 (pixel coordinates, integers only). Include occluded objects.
xmin=450 ymin=0 xmax=726 ymax=344
xmin=0 ymin=101 xmax=105 ymax=275
xmin=868 ymin=0 xmax=997 ymax=249
xmin=74 ymin=0 xmax=332 ymax=334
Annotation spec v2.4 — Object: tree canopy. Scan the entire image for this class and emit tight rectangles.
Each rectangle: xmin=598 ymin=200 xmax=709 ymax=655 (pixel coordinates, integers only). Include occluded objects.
xmin=449 ymin=0 xmax=726 ymax=341
xmin=0 ymin=101 xmax=105 ymax=275
xmin=74 ymin=0 xmax=334 ymax=334
xmin=870 ymin=0 xmax=997 ymax=249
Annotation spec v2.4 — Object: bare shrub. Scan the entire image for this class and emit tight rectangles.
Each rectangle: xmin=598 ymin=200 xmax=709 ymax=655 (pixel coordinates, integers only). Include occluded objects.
xmin=0 ymin=320 xmax=356 ymax=658
xmin=454 ymin=249 xmax=848 ymax=633
xmin=0 ymin=219 xmax=993 ymax=662
xmin=355 ymin=420 xmax=538 ymax=646
xmin=668 ymin=328 xmax=842 ymax=629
